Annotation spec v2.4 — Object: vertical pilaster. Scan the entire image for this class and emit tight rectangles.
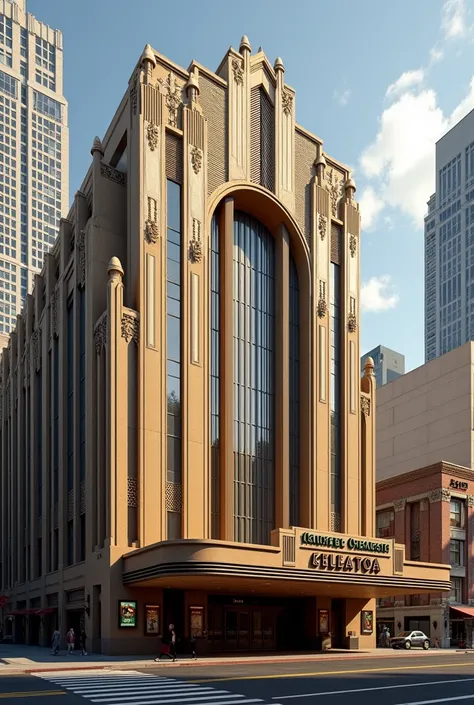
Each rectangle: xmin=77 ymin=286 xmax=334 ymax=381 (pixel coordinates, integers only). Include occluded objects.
xmin=360 ymin=356 xmax=375 ymax=537
xmin=312 ymin=158 xmax=331 ymax=531
xmin=228 ymin=38 xmax=250 ymax=181
xmin=275 ymin=224 xmax=290 ymax=529
xmin=184 ymin=77 xmax=208 ymax=538
xmin=342 ymin=179 xmax=360 ymax=534
xmin=16 ymin=316 xmax=24 ymax=584
xmin=274 ymin=58 xmax=295 ymax=214
xmin=220 ymin=197 xmax=234 ymax=541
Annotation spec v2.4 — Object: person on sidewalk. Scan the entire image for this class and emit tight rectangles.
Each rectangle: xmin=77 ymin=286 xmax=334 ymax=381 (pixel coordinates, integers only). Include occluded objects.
xmin=190 ymin=631 xmax=197 ymax=660
xmin=155 ymin=624 xmax=177 ymax=662
xmin=51 ymin=629 xmax=60 ymax=656
xmin=80 ymin=627 xmax=87 ymax=656
xmin=66 ymin=628 xmax=75 ymax=654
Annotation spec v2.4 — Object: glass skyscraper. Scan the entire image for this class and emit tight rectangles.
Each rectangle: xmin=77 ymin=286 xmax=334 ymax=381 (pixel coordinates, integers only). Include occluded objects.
xmin=0 ymin=0 xmax=68 ymax=343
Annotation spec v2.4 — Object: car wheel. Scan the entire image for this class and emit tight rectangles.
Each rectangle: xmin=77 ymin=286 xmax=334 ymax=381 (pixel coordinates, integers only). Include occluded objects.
xmin=423 ymin=640 xmax=429 ymax=650
xmin=404 ymin=640 xmax=411 ymax=650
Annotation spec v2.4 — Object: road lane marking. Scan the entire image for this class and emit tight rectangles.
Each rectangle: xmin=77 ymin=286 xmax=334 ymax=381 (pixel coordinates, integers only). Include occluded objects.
xmin=394 ymin=696 xmax=474 ymax=704
xmin=273 ymin=676 xmax=474 ymax=698
xmin=192 ymin=660 xmax=474 ymax=683
xmin=0 ymin=691 xmax=65 ymax=699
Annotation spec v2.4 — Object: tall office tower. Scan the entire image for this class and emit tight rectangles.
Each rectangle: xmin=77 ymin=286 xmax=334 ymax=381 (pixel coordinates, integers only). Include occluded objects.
xmin=360 ymin=345 xmax=405 ymax=388
xmin=424 ymin=109 xmax=474 ymax=362
xmin=0 ymin=0 xmax=68 ymax=346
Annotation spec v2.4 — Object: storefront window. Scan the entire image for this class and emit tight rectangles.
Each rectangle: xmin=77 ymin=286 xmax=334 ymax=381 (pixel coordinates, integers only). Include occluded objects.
xmin=450 ymin=499 xmax=465 ymax=528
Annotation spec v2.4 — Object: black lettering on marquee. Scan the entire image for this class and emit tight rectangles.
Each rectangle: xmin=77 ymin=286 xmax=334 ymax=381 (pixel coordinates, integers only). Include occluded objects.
xmin=301 ymin=532 xmax=389 ymax=554
xmin=310 ymin=552 xmax=381 ymax=575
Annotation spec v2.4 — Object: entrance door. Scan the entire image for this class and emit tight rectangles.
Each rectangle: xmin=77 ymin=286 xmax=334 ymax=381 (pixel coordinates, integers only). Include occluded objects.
xmin=331 ymin=599 xmax=345 ymax=649
xmin=225 ymin=610 xmax=238 ymax=650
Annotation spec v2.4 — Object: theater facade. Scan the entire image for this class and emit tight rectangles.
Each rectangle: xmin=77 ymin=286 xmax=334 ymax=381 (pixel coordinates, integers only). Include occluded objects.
xmin=0 ymin=39 xmax=450 ymax=655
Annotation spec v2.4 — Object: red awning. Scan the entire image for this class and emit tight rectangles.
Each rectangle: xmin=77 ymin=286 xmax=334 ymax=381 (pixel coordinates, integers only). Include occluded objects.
xmin=451 ymin=606 xmax=474 ymax=619
xmin=35 ymin=608 xmax=56 ymax=616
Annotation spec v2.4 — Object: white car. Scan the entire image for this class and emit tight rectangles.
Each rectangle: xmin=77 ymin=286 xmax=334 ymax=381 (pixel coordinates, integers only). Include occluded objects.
xmin=390 ymin=630 xmax=430 ymax=650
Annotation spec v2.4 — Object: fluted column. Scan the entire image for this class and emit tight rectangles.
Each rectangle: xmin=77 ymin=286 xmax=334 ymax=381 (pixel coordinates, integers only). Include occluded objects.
xmin=360 ymin=356 xmax=376 ymax=537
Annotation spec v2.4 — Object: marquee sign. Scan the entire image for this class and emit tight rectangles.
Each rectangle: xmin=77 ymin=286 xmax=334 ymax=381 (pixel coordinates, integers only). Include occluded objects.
xmin=301 ymin=532 xmax=390 ymax=554
xmin=310 ymin=552 xmax=381 ymax=574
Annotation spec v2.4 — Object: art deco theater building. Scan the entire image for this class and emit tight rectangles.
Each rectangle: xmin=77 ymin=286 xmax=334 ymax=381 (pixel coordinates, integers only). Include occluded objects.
xmin=0 ymin=40 xmax=450 ymax=654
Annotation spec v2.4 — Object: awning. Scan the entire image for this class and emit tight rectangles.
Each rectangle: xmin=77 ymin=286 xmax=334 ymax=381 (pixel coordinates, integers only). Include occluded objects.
xmin=451 ymin=606 xmax=474 ymax=619
xmin=35 ymin=608 xmax=56 ymax=616
xmin=6 ymin=609 xmax=40 ymax=617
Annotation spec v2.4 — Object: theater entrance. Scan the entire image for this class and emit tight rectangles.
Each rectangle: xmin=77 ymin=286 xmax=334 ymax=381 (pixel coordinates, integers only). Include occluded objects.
xmin=207 ymin=595 xmax=308 ymax=652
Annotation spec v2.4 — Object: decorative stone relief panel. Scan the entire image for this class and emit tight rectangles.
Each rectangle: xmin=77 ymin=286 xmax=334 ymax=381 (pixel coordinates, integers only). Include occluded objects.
xmin=145 ymin=196 xmax=159 ymax=244
xmin=189 ymin=218 xmax=203 ymax=263
xmin=282 ymin=90 xmax=293 ymax=116
xmin=330 ymin=512 xmax=341 ymax=532
xmin=318 ymin=214 xmax=327 ymax=241
xmin=231 ymin=57 xmax=244 ymax=85
xmin=158 ymin=72 xmax=182 ymax=128
xmin=165 ymin=481 xmax=183 ymax=512
xmin=32 ymin=329 xmax=41 ymax=371
xmin=429 ymin=488 xmax=451 ymax=503
xmin=325 ymin=168 xmax=343 ymax=218
xmin=349 ymin=233 xmax=357 ymax=258
xmin=347 ymin=296 xmax=357 ymax=333
xmin=127 ymin=478 xmax=138 ymax=508
xmin=146 ymin=122 xmax=159 ymax=151
xmin=468 ymin=495 xmax=474 ymax=508
xmin=121 ymin=313 xmax=139 ymax=345
xmin=394 ymin=498 xmax=407 ymax=512
xmin=130 ymin=74 xmax=138 ymax=115
xmin=51 ymin=288 xmax=59 ymax=338
xmin=317 ymin=280 xmax=327 ymax=319
xmin=191 ymin=145 xmax=202 ymax=174
xmin=360 ymin=395 xmax=370 ymax=416
xmin=94 ymin=316 xmax=107 ymax=354
xmin=100 ymin=162 xmax=127 ymax=186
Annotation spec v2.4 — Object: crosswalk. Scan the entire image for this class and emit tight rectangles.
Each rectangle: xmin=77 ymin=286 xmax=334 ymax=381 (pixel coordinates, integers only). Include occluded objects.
xmin=35 ymin=669 xmax=281 ymax=705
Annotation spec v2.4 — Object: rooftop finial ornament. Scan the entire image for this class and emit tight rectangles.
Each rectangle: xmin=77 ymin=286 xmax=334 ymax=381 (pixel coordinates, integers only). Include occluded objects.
xmin=239 ymin=35 xmax=251 ymax=55
xmin=184 ymin=71 xmax=200 ymax=103
xmin=274 ymin=56 xmax=285 ymax=73
xmin=364 ymin=356 xmax=374 ymax=377
xmin=345 ymin=175 xmax=356 ymax=202
xmin=91 ymin=136 xmax=104 ymax=157
xmin=108 ymin=256 xmax=124 ymax=281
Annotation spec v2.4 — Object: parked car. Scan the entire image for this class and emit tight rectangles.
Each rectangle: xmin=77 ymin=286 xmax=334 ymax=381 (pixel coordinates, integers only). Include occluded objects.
xmin=391 ymin=630 xmax=430 ymax=650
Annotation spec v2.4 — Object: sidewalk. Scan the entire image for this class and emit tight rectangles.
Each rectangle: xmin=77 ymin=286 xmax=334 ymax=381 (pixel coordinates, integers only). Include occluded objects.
xmin=0 ymin=643 xmax=461 ymax=675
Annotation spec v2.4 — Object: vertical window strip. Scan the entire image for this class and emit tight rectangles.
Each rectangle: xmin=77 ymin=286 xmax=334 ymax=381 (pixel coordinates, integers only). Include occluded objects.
xmin=289 ymin=253 xmax=300 ymax=527
xmin=166 ymin=179 xmax=182 ymax=539
xmin=79 ymin=289 xmax=86 ymax=483
xmin=36 ymin=370 xmax=42 ymax=519
xmin=233 ymin=212 xmax=275 ymax=545
xmin=330 ymin=262 xmax=341 ymax=525
xmin=66 ymin=298 xmax=74 ymax=565
xmin=53 ymin=337 xmax=59 ymax=571
xmin=210 ymin=212 xmax=220 ymax=538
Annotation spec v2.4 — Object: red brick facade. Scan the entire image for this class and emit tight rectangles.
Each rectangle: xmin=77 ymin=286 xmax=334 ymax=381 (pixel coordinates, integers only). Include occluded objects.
xmin=376 ymin=462 xmax=474 ymax=647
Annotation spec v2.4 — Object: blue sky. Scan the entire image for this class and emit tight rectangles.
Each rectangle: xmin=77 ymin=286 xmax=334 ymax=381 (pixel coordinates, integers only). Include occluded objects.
xmin=29 ymin=0 xmax=474 ymax=371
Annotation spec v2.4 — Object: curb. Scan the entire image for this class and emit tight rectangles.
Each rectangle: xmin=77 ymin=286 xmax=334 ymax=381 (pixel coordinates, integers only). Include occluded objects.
xmin=0 ymin=649 xmax=460 ymax=676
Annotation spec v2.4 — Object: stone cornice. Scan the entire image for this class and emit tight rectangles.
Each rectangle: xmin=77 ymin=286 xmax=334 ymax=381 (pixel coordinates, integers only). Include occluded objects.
xmin=377 ymin=461 xmax=474 ymax=491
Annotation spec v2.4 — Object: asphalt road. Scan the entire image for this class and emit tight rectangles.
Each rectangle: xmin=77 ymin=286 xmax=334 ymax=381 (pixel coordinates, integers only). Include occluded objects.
xmin=2 ymin=655 xmax=474 ymax=704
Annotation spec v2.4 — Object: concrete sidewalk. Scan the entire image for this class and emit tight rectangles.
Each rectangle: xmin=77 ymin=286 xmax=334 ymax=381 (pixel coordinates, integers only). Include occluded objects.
xmin=0 ymin=643 xmax=460 ymax=675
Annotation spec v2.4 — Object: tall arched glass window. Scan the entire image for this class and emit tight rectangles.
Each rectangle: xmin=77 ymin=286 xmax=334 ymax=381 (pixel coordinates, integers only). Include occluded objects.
xmin=289 ymin=252 xmax=300 ymax=527
xmin=233 ymin=211 xmax=275 ymax=545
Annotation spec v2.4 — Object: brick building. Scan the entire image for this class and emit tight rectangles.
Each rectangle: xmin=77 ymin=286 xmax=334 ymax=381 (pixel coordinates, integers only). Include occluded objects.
xmin=376 ymin=462 xmax=474 ymax=648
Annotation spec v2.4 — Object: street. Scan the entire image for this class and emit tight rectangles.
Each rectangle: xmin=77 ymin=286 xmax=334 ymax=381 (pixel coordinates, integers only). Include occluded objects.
xmin=2 ymin=654 xmax=474 ymax=704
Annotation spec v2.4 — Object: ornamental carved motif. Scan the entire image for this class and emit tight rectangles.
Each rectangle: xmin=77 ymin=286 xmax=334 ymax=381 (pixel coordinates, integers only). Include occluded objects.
xmin=159 ymin=72 xmax=182 ymax=127
xmin=349 ymin=233 xmax=357 ymax=258
xmin=78 ymin=230 xmax=86 ymax=289
xmin=100 ymin=162 xmax=126 ymax=186
xmin=394 ymin=498 xmax=406 ymax=512
xmin=51 ymin=288 xmax=59 ymax=339
xmin=191 ymin=145 xmax=202 ymax=174
xmin=189 ymin=218 xmax=203 ymax=263
xmin=94 ymin=316 xmax=107 ymax=355
xmin=130 ymin=74 xmax=138 ymax=115
xmin=282 ymin=90 xmax=293 ymax=116
xmin=347 ymin=296 xmax=357 ymax=333
xmin=318 ymin=214 xmax=327 ymax=241
xmin=317 ymin=280 xmax=327 ymax=318
xmin=127 ymin=478 xmax=138 ymax=508
xmin=146 ymin=122 xmax=159 ymax=151
xmin=145 ymin=196 xmax=158 ymax=244
xmin=231 ymin=57 xmax=244 ymax=85
xmin=325 ymin=168 xmax=342 ymax=218
xmin=360 ymin=395 xmax=370 ymax=417
xmin=468 ymin=494 xmax=474 ymax=508
xmin=121 ymin=313 xmax=139 ymax=345
xmin=429 ymin=488 xmax=451 ymax=503
xmin=32 ymin=329 xmax=41 ymax=372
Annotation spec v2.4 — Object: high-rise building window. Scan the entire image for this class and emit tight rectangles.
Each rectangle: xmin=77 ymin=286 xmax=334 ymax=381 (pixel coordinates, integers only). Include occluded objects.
xmin=166 ymin=179 xmax=182 ymax=540
xmin=450 ymin=499 xmax=465 ymax=528
xmin=0 ymin=16 xmax=12 ymax=67
xmin=450 ymin=576 xmax=463 ymax=604
xmin=376 ymin=509 xmax=394 ymax=538
xmin=450 ymin=539 xmax=464 ymax=567
xmin=289 ymin=251 xmax=300 ymax=527
xmin=33 ymin=90 xmax=61 ymax=122
xmin=233 ymin=211 xmax=275 ymax=545
xmin=330 ymin=262 xmax=341 ymax=525
xmin=210 ymin=211 xmax=220 ymax=539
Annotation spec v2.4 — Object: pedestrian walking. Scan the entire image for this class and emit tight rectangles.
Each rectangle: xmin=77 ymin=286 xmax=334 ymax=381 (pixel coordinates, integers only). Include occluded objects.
xmin=66 ymin=627 xmax=75 ymax=654
xmin=155 ymin=624 xmax=177 ymax=662
xmin=80 ymin=627 xmax=87 ymax=656
xmin=190 ymin=631 xmax=197 ymax=660
xmin=51 ymin=629 xmax=60 ymax=656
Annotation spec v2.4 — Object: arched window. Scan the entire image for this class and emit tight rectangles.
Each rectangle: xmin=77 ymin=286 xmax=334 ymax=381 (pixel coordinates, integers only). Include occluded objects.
xmin=233 ymin=212 xmax=276 ymax=544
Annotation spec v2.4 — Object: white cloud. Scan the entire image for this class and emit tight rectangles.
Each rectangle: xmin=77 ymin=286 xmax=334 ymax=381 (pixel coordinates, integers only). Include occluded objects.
xmin=333 ymin=88 xmax=351 ymax=106
xmin=361 ymin=276 xmax=399 ymax=313
xmin=385 ymin=69 xmax=424 ymax=100
xmin=359 ymin=187 xmax=385 ymax=231
xmin=429 ymin=46 xmax=444 ymax=64
xmin=359 ymin=79 xmax=474 ymax=228
xmin=442 ymin=0 xmax=468 ymax=38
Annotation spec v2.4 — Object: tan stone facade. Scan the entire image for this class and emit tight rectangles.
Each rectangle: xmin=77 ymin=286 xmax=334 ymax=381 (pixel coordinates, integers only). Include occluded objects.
xmin=0 ymin=39 xmax=450 ymax=655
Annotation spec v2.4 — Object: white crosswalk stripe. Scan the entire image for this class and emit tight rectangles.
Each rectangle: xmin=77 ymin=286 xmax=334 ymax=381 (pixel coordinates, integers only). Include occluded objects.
xmin=35 ymin=669 xmax=282 ymax=705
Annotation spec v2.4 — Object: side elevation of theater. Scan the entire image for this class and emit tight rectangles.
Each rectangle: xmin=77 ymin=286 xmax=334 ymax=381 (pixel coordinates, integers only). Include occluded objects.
xmin=0 ymin=38 xmax=450 ymax=655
